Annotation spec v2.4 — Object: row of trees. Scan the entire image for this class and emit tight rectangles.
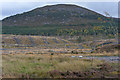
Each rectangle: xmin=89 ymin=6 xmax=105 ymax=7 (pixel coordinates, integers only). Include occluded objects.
xmin=56 ymin=25 xmax=117 ymax=37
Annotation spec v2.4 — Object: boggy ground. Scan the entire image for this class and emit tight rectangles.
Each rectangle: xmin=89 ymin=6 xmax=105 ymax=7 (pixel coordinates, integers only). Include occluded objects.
xmin=2 ymin=53 xmax=120 ymax=78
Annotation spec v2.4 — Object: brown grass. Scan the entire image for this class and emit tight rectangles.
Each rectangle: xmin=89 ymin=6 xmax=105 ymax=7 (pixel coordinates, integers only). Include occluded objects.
xmin=2 ymin=53 xmax=105 ymax=78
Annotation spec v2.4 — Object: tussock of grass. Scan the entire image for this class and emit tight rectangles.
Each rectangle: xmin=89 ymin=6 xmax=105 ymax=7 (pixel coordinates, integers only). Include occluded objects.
xmin=54 ymin=60 xmax=97 ymax=72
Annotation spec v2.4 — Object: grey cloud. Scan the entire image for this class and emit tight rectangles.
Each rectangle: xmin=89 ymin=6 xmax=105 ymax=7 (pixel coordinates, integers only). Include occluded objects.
xmin=84 ymin=2 xmax=118 ymax=17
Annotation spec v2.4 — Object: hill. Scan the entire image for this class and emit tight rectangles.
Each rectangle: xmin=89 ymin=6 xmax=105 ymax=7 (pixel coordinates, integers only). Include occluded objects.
xmin=2 ymin=4 xmax=118 ymax=37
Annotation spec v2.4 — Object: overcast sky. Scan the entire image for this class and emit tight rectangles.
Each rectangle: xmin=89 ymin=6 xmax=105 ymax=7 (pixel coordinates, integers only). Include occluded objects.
xmin=0 ymin=1 xmax=119 ymax=20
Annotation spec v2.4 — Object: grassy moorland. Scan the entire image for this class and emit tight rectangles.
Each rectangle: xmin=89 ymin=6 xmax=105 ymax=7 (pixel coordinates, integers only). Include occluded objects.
xmin=2 ymin=53 xmax=119 ymax=78
xmin=1 ymin=4 xmax=119 ymax=78
xmin=2 ymin=34 xmax=119 ymax=78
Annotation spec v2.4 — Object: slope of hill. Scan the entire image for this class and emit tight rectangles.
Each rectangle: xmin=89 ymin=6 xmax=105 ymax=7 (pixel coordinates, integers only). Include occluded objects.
xmin=2 ymin=4 xmax=118 ymax=36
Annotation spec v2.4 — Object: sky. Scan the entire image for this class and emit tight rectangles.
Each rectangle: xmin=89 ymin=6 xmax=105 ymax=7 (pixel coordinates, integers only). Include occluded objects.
xmin=0 ymin=0 xmax=119 ymax=20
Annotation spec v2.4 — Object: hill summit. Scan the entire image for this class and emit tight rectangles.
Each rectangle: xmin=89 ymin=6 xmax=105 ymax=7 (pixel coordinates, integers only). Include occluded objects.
xmin=2 ymin=4 xmax=106 ymax=26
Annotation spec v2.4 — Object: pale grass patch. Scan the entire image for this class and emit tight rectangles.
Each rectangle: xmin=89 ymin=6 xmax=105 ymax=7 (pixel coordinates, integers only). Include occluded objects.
xmin=54 ymin=59 xmax=103 ymax=72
